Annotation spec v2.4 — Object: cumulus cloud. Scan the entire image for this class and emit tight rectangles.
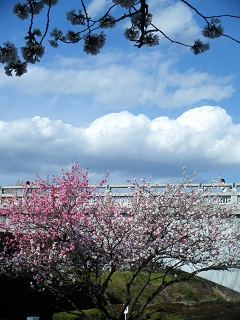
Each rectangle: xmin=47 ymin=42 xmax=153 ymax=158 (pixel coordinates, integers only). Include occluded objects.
xmin=0 ymin=1 xmax=238 ymax=188
xmin=0 ymin=106 xmax=239 ymax=185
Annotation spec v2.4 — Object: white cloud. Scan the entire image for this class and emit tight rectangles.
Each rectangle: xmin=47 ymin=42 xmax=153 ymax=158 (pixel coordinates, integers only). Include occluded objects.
xmin=86 ymin=0 xmax=111 ymax=18
xmin=0 ymin=1 xmax=239 ymax=189
xmin=151 ymin=1 xmax=201 ymax=43
xmin=0 ymin=106 xmax=240 ymax=185
xmin=0 ymin=51 xmax=234 ymax=110
xmin=177 ymin=106 xmax=232 ymax=132
xmin=120 ymin=0 xmax=201 ymax=45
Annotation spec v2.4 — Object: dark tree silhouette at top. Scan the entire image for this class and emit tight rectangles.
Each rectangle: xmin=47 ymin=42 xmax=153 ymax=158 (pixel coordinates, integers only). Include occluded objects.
xmin=0 ymin=0 xmax=239 ymax=76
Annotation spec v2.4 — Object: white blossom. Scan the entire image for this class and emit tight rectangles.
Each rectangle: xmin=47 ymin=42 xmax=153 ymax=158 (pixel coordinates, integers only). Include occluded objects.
xmin=21 ymin=42 xmax=45 ymax=63
xmin=65 ymin=30 xmax=80 ymax=43
xmin=31 ymin=1 xmax=45 ymax=15
xmin=99 ymin=15 xmax=116 ymax=29
xmin=143 ymin=33 xmax=159 ymax=46
xmin=66 ymin=9 xmax=86 ymax=25
xmin=0 ymin=42 xmax=19 ymax=63
xmin=191 ymin=39 xmax=210 ymax=55
xmin=124 ymin=27 xmax=140 ymax=41
xmin=83 ymin=32 xmax=106 ymax=55
xmin=50 ymin=28 xmax=63 ymax=40
xmin=131 ymin=12 xmax=153 ymax=29
xmin=202 ymin=18 xmax=224 ymax=39
xmin=13 ymin=3 xmax=29 ymax=19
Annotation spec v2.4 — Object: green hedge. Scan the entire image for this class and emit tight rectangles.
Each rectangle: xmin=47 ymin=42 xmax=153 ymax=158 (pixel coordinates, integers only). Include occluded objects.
xmin=52 ymin=308 xmax=104 ymax=320
xmin=52 ymin=308 xmax=186 ymax=320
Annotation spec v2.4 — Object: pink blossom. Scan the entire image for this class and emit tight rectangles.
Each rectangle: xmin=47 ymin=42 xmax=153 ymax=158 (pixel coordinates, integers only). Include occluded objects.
xmin=0 ymin=163 xmax=239 ymax=319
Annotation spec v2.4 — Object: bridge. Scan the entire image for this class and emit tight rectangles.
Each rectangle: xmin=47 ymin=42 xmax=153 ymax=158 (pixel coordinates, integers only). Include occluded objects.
xmin=1 ymin=182 xmax=240 ymax=210
xmin=1 ymin=183 xmax=240 ymax=292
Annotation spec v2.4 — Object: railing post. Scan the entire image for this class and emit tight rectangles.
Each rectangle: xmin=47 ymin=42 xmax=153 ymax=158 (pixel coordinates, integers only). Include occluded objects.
xmin=231 ymin=183 xmax=238 ymax=205
xmin=105 ymin=185 xmax=111 ymax=193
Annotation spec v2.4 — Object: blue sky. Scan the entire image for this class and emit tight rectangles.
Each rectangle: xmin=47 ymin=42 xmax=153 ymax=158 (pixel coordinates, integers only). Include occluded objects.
xmin=0 ymin=0 xmax=240 ymax=186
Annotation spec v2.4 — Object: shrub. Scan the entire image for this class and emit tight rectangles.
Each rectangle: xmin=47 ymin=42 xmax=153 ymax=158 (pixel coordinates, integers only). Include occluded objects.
xmin=52 ymin=308 xmax=104 ymax=320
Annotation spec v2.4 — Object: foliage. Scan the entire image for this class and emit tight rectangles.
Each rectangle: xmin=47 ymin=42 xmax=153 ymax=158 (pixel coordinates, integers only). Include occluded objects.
xmin=52 ymin=308 xmax=178 ymax=320
xmin=146 ymin=301 xmax=240 ymax=320
xmin=52 ymin=308 xmax=103 ymax=320
xmin=52 ymin=311 xmax=81 ymax=320
xmin=53 ymin=300 xmax=240 ymax=320
xmin=0 ymin=163 xmax=239 ymax=320
xmin=0 ymin=1 xmax=240 ymax=76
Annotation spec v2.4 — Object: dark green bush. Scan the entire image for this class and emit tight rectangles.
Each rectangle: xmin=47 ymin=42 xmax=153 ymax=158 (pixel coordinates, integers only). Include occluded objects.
xmin=52 ymin=308 xmax=104 ymax=320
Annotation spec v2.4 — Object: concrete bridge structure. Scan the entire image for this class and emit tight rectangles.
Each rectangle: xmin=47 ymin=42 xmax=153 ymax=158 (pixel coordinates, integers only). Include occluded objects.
xmin=0 ymin=183 xmax=240 ymax=292
xmin=2 ymin=182 xmax=240 ymax=211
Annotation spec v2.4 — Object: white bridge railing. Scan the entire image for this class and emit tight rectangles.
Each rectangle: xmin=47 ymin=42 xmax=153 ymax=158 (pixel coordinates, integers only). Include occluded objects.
xmin=1 ymin=183 xmax=240 ymax=215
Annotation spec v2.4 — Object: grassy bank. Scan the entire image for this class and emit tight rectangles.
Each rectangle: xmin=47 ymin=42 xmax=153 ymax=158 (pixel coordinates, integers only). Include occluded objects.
xmin=52 ymin=271 xmax=240 ymax=320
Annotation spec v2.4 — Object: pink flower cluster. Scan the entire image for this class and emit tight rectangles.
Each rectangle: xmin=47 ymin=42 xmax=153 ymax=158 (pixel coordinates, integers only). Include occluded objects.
xmin=0 ymin=164 xmax=239 ymax=294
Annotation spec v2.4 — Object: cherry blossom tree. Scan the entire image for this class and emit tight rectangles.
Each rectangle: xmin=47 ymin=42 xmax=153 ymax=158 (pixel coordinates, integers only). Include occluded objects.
xmin=0 ymin=163 xmax=239 ymax=319
xmin=1 ymin=0 xmax=240 ymax=76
